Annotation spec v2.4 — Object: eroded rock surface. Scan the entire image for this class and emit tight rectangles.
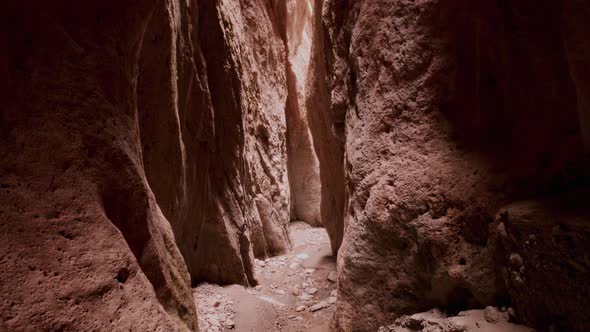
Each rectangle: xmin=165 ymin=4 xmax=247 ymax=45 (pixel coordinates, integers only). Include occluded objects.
xmin=0 ymin=2 xmax=198 ymax=330
xmin=310 ymin=0 xmax=590 ymax=331
xmin=284 ymin=0 xmax=322 ymax=227
xmin=1 ymin=0 xmax=292 ymax=329
xmin=494 ymin=198 xmax=590 ymax=331
xmin=2 ymin=0 xmax=590 ymax=330
xmin=305 ymin=0 xmax=346 ymax=255
xmin=195 ymin=0 xmax=291 ymax=285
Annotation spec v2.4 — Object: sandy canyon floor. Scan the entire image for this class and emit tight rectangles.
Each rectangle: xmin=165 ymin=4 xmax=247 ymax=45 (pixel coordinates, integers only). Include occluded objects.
xmin=194 ymin=222 xmax=335 ymax=332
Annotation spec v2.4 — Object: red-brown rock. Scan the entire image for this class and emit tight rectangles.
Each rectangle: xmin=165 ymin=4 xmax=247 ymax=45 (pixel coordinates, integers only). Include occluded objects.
xmin=311 ymin=0 xmax=589 ymax=331
xmin=0 ymin=0 xmax=293 ymax=329
xmin=494 ymin=197 xmax=590 ymax=331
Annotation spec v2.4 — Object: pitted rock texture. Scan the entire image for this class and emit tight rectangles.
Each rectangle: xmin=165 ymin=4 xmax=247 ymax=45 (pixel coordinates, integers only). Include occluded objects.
xmin=1 ymin=0 xmax=292 ymax=329
xmin=312 ymin=0 xmax=590 ymax=331
xmin=494 ymin=198 xmax=590 ymax=332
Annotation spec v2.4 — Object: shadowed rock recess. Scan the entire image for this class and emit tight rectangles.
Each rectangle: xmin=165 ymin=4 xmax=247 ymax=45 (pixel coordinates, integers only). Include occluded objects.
xmin=1 ymin=0 xmax=589 ymax=331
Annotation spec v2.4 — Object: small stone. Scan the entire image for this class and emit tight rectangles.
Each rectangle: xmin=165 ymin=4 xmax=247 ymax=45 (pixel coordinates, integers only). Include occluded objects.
xmin=305 ymin=268 xmax=315 ymax=274
xmin=273 ymin=289 xmax=286 ymax=295
xmin=270 ymin=284 xmax=277 ymax=289
xmin=299 ymin=293 xmax=314 ymax=301
xmin=213 ymin=300 xmax=221 ymax=307
xmin=296 ymin=305 xmax=307 ymax=312
xmin=292 ymin=285 xmax=301 ymax=296
xmin=497 ymin=222 xmax=508 ymax=238
xmin=296 ymin=253 xmax=310 ymax=260
xmin=400 ymin=316 xmax=424 ymax=330
xmin=309 ymin=301 xmax=328 ymax=312
xmin=255 ymin=285 xmax=262 ymax=291
xmin=305 ymin=287 xmax=318 ymax=295
xmin=509 ymin=253 xmax=523 ymax=267
xmin=225 ymin=319 xmax=235 ymax=328
xmin=327 ymin=271 xmax=337 ymax=282
xmin=328 ymin=296 xmax=337 ymax=304
xmin=484 ymin=306 xmax=501 ymax=323
xmin=507 ymin=307 xmax=516 ymax=321
xmin=330 ymin=289 xmax=337 ymax=297
xmin=257 ymin=260 xmax=266 ymax=267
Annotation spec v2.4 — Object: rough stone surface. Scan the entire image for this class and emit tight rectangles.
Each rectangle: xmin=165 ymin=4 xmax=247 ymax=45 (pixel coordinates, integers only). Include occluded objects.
xmin=284 ymin=0 xmax=322 ymax=227
xmin=378 ymin=308 xmax=532 ymax=332
xmin=305 ymin=0 xmax=346 ymax=254
xmin=2 ymin=0 xmax=590 ymax=331
xmin=0 ymin=1 xmax=199 ymax=330
xmin=493 ymin=198 xmax=590 ymax=332
xmin=311 ymin=0 xmax=590 ymax=331
xmin=0 ymin=0 xmax=292 ymax=329
xmin=196 ymin=0 xmax=292 ymax=285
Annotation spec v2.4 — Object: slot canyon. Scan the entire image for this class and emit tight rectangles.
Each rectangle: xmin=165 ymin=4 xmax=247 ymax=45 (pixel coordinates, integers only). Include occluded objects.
xmin=1 ymin=0 xmax=590 ymax=331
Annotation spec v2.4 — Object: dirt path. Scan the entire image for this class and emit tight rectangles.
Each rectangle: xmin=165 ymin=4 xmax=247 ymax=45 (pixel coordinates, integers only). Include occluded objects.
xmin=194 ymin=222 xmax=336 ymax=332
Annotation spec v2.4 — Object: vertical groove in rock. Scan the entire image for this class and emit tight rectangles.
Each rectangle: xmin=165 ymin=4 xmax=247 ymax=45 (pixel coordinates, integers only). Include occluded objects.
xmin=305 ymin=0 xmax=346 ymax=255
xmin=195 ymin=0 xmax=291 ymax=285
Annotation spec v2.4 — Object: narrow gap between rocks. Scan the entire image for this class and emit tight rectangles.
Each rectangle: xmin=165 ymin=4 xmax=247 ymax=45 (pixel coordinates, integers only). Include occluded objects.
xmin=192 ymin=2 xmax=336 ymax=331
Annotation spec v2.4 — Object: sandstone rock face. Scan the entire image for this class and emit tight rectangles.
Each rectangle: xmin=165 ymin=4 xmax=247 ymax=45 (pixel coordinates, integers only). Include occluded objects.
xmin=195 ymin=0 xmax=291 ymax=285
xmin=305 ymin=0 xmax=346 ymax=254
xmin=0 ymin=2 xmax=198 ymax=330
xmin=312 ymin=0 xmax=589 ymax=331
xmin=284 ymin=0 xmax=322 ymax=227
xmin=1 ymin=0 xmax=291 ymax=329
xmin=494 ymin=198 xmax=590 ymax=332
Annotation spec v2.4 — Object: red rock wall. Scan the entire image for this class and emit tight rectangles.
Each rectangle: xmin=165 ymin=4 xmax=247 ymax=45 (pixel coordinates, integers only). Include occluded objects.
xmin=308 ymin=0 xmax=590 ymax=331
xmin=0 ymin=1 xmax=198 ymax=330
xmin=284 ymin=0 xmax=322 ymax=227
xmin=0 ymin=0 xmax=291 ymax=329
xmin=196 ymin=0 xmax=291 ymax=285
xmin=305 ymin=0 xmax=346 ymax=255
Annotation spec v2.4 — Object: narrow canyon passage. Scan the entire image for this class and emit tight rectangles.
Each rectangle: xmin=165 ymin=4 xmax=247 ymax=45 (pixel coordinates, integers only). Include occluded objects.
xmin=1 ymin=1 xmax=590 ymax=332
xmin=194 ymin=222 xmax=336 ymax=332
